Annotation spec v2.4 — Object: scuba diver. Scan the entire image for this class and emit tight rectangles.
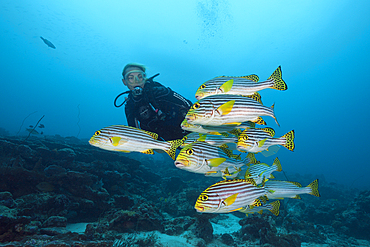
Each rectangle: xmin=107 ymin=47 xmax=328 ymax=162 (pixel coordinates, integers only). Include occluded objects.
xmin=114 ymin=63 xmax=192 ymax=141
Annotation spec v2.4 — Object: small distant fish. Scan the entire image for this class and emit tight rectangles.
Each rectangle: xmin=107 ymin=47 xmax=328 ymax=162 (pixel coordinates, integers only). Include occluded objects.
xmin=40 ymin=36 xmax=56 ymax=49
xmin=265 ymin=179 xmax=320 ymax=200
xmin=38 ymin=124 xmax=45 ymax=128
xmin=244 ymin=157 xmax=283 ymax=184
xmin=29 ymin=125 xmax=33 ymax=128
xmin=194 ymin=178 xmax=266 ymax=213
xmin=237 ymin=128 xmax=295 ymax=153
xmin=26 ymin=128 xmax=40 ymax=134
xmin=175 ymin=141 xmax=249 ymax=178
xmin=195 ymin=66 xmax=287 ymax=100
xmin=239 ymin=200 xmax=280 ymax=216
xmin=89 ymin=125 xmax=183 ymax=160
xmin=185 ymin=94 xmax=278 ymax=126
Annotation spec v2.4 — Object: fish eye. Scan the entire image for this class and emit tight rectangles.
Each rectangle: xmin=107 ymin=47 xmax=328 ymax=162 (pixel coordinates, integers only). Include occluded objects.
xmin=241 ymin=135 xmax=248 ymax=141
xmin=94 ymin=130 xmax=101 ymax=136
xmin=200 ymin=84 xmax=206 ymax=89
xmin=186 ymin=148 xmax=194 ymax=155
xmin=200 ymin=194 xmax=208 ymax=201
xmin=193 ymin=103 xmax=201 ymax=109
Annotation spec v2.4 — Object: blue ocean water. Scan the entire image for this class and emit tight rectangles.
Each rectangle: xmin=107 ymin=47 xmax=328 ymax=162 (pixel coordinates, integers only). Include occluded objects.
xmin=1 ymin=0 xmax=369 ymax=190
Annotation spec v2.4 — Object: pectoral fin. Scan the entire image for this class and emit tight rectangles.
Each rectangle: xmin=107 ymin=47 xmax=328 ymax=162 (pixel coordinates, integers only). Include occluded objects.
xmin=216 ymin=100 xmax=235 ymax=116
xmin=224 ymin=193 xmax=238 ymax=206
xmin=207 ymin=158 xmax=226 ymax=167
xmin=197 ymin=134 xmax=207 ymax=142
xmin=258 ymin=138 xmax=268 ymax=147
xmin=219 ymin=79 xmax=234 ymax=93
xmin=110 ymin=137 xmax=128 ymax=146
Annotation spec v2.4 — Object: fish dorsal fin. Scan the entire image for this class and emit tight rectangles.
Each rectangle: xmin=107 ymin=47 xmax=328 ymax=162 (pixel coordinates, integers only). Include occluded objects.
xmin=141 ymin=149 xmax=154 ymax=155
xmin=219 ymin=79 xmax=234 ymax=93
xmin=260 ymin=127 xmax=275 ymax=137
xmin=245 ymin=178 xmax=257 ymax=186
xmin=144 ymin=131 xmax=158 ymax=140
xmin=229 ymin=128 xmax=241 ymax=137
xmin=216 ymin=100 xmax=235 ymax=116
xmin=243 ymin=74 xmax=259 ymax=82
xmin=224 ymin=193 xmax=238 ymax=206
xmin=245 ymin=92 xmax=262 ymax=104
xmin=207 ymin=158 xmax=226 ymax=167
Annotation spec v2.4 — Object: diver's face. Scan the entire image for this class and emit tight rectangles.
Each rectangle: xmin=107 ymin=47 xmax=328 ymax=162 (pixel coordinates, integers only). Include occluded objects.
xmin=122 ymin=67 xmax=146 ymax=90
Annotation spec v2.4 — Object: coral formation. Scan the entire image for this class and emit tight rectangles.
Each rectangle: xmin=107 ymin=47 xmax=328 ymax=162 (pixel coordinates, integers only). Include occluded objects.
xmin=0 ymin=135 xmax=369 ymax=246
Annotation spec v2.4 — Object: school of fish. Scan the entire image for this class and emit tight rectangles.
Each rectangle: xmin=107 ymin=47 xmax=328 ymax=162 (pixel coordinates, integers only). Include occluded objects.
xmin=88 ymin=66 xmax=320 ymax=218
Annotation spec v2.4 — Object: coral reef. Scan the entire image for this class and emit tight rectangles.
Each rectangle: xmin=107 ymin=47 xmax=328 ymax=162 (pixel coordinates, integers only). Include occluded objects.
xmin=0 ymin=135 xmax=369 ymax=246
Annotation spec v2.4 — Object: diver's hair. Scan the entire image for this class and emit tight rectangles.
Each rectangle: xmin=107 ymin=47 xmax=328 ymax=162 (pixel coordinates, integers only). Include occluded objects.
xmin=122 ymin=63 xmax=146 ymax=77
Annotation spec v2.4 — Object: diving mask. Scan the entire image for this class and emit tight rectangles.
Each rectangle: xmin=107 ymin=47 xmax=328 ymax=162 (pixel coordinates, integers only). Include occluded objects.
xmin=124 ymin=70 xmax=146 ymax=85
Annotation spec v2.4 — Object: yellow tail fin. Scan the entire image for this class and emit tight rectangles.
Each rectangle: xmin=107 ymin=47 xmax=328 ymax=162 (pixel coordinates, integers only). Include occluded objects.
xmin=268 ymin=66 xmax=288 ymax=91
xmin=307 ymin=179 xmax=320 ymax=197
xmin=165 ymin=139 xmax=183 ymax=160
xmin=282 ymin=130 xmax=295 ymax=151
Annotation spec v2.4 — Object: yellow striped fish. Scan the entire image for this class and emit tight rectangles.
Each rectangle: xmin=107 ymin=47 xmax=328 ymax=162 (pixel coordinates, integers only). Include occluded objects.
xmin=239 ymin=200 xmax=280 ymax=216
xmin=237 ymin=128 xmax=295 ymax=153
xmin=175 ymin=141 xmax=250 ymax=178
xmin=195 ymin=66 xmax=287 ymax=100
xmin=265 ymin=179 xmax=320 ymax=200
xmin=186 ymin=94 xmax=278 ymax=126
xmin=89 ymin=125 xmax=182 ymax=160
xmin=194 ymin=179 xmax=267 ymax=213
xmin=181 ymin=119 xmax=256 ymax=135
xmin=244 ymin=157 xmax=283 ymax=184
xmin=181 ymin=132 xmax=238 ymax=148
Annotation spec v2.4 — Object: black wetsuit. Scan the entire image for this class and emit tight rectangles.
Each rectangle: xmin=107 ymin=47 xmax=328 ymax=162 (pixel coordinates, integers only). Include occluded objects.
xmin=125 ymin=80 xmax=192 ymax=141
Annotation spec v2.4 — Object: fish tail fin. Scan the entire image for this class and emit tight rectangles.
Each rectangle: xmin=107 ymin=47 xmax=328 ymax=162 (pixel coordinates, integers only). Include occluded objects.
xmin=270 ymin=103 xmax=280 ymax=126
xmin=246 ymin=152 xmax=259 ymax=164
xmin=273 ymin=157 xmax=282 ymax=172
xmin=166 ymin=139 xmax=183 ymax=160
xmin=268 ymin=66 xmax=287 ymax=91
xmin=307 ymin=179 xmax=320 ymax=197
xmin=269 ymin=200 xmax=281 ymax=216
xmin=281 ymin=130 xmax=295 ymax=151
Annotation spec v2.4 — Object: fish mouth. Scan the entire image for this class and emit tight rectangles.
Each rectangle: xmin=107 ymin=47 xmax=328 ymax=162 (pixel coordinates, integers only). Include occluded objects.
xmin=174 ymin=160 xmax=187 ymax=168
xmin=194 ymin=205 xmax=204 ymax=212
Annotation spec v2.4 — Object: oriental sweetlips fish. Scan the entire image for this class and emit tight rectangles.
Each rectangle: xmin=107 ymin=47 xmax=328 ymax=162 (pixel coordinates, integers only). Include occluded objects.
xmin=237 ymin=127 xmax=295 ymax=153
xmin=181 ymin=119 xmax=255 ymax=135
xmin=195 ymin=66 xmax=287 ymax=100
xmin=238 ymin=199 xmax=280 ymax=216
xmin=89 ymin=125 xmax=182 ymax=160
xmin=175 ymin=141 xmax=250 ymax=178
xmin=185 ymin=94 xmax=278 ymax=126
xmin=265 ymin=179 xmax=320 ymax=200
xmin=195 ymin=178 xmax=320 ymax=213
xmin=194 ymin=178 xmax=266 ymax=213
xmin=181 ymin=132 xmax=238 ymax=148
xmin=244 ymin=157 xmax=283 ymax=185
